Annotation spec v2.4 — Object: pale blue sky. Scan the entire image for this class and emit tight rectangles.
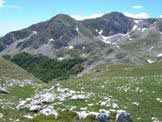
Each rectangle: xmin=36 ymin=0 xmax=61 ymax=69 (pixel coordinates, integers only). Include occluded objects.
xmin=0 ymin=0 xmax=162 ymax=36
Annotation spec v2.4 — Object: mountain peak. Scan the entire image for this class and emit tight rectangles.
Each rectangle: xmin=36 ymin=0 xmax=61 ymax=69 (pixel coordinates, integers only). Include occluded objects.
xmin=55 ymin=14 xmax=70 ymax=18
xmin=102 ymin=12 xmax=126 ymax=18
xmin=51 ymin=14 xmax=75 ymax=21
xmin=49 ymin=14 xmax=77 ymax=27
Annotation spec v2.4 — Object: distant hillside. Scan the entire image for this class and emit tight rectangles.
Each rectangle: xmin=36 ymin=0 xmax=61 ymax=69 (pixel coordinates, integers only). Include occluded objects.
xmin=3 ymin=52 xmax=84 ymax=82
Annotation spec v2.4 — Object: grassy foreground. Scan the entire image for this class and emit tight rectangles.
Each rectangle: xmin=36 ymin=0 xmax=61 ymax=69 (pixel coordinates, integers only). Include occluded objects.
xmin=50 ymin=63 xmax=162 ymax=122
xmin=0 ymin=57 xmax=162 ymax=122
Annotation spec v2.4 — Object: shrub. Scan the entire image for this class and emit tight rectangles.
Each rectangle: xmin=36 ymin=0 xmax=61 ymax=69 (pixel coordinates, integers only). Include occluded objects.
xmin=4 ymin=52 xmax=84 ymax=82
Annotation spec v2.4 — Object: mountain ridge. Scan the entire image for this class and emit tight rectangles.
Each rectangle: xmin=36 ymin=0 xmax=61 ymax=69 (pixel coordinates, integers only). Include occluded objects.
xmin=0 ymin=12 xmax=162 ymax=71
xmin=0 ymin=12 xmax=134 ymax=51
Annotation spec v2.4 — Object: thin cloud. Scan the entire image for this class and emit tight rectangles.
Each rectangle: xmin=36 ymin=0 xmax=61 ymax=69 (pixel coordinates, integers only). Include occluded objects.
xmin=160 ymin=15 xmax=162 ymax=18
xmin=123 ymin=12 xmax=149 ymax=19
xmin=71 ymin=13 xmax=104 ymax=20
xmin=0 ymin=0 xmax=22 ymax=9
xmin=7 ymin=4 xmax=22 ymax=9
xmin=132 ymin=5 xmax=143 ymax=9
xmin=0 ymin=0 xmax=5 ymax=7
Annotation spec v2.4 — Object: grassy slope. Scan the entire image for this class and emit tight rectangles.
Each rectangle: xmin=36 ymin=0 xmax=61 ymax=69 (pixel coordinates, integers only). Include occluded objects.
xmin=50 ymin=63 xmax=162 ymax=122
xmin=0 ymin=58 xmax=44 ymax=122
xmin=0 ymin=58 xmax=42 ymax=83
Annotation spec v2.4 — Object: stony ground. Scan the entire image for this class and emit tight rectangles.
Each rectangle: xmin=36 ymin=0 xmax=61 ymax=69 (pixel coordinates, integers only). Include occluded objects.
xmin=0 ymin=58 xmax=162 ymax=122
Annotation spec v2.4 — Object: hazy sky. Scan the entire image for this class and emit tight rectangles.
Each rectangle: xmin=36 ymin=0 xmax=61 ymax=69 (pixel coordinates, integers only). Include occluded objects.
xmin=0 ymin=0 xmax=162 ymax=36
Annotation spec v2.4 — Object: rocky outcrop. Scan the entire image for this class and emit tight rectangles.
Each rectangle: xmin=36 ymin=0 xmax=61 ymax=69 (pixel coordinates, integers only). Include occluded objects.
xmin=116 ymin=110 xmax=133 ymax=122
xmin=83 ymin=12 xmax=133 ymax=36
xmin=16 ymin=84 xmax=93 ymax=118
xmin=15 ymin=84 xmax=132 ymax=121
xmin=0 ymin=87 xmax=9 ymax=94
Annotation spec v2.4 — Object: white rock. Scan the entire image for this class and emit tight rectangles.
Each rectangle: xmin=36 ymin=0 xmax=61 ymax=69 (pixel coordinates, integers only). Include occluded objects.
xmin=55 ymin=83 xmax=60 ymax=87
xmin=76 ymin=111 xmax=88 ymax=119
xmin=32 ymin=31 xmax=37 ymax=35
xmin=100 ymin=101 xmax=111 ymax=107
xmin=69 ymin=46 xmax=74 ymax=50
xmin=157 ymin=53 xmax=162 ymax=57
xmin=56 ymin=87 xmax=74 ymax=100
xmin=49 ymin=38 xmax=54 ymax=42
xmin=96 ymin=113 xmax=110 ymax=121
xmin=16 ymin=100 xmax=27 ymax=110
xmin=116 ymin=110 xmax=131 ymax=122
xmin=19 ymin=84 xmax=24 ymax=87
xmin=88 ymin=103 xmax=94 ymax=106
xmin=99 ymin=109 xmax=110 ymax=114
xmin=132 ymin=102 xmax=139 ymax=106
xmin=156 ymin=98 xmax=162 ymax=103
xmin=152 ymin=117 xmax=160 ymax=122
xmin=23 ymin=115 xmax=33 ymax=119
xmin=30 ymin=99 xmax=41 ymax=105
xmin=152 ymin=91 xmax=155 ymax=93
xmin=147 ymin=59 xmax=154 ymax=64
xmin=26 ymin=98 xmax=31 ymax=101
xmin=33 ymin=93 xmax=55 ymax=104
xmin=112 ymin=103 xmax=119 ymax=109
xmin=58 ymin=57 xmax=64 ymax=61
xmin=69 ymin=106 xmax=76 ymax=111
xmin=40 ymin=107 xmax=58 ymax=118
xmin=99 ymin=30 xmax=103 ymax=35
xmin=41 ymin=93 xmax=55 ymax=103
xmin=28 ymin=105 xmax=41 ymax=111
xmin=129 ymin=38 xmax=133 ymax=41
xmin=14 ymin=119 xmax=20 ymax=122
xmin=142 ymin=28 xmax=146 ymax=32
xmin=57 ymin=96 xmax=65 ymax=102
xmin=101 ymin=85 xmax=104 ymax=88
xmin=0 ymin=87 xmax=9 ymax=93
xmin=116 ymin=45 xmax=120 ymax=48
xmin=89 ymin=112 xmax=99 ymax=116
xmin=0 ymin=113 xmax=3 ymax=118
xmin=149 ymin=46 xmax=154 ymax=52
xmin=81 ymin=87 xmax=84 ymax=90
xmin=80 ymin=107 xmax=87 ymax=111
xmin=9 ymin=118 xmax=13 ymax=121
xmin=69 ymin=90 xmax=76 ymax=94
xmin=76 ymin=27 xmax=79 ymax=32
xmin=133 ymin=25 xmax=138 ymax=31
xmin=101 ymin=35 xmax=111 ymax=42
xmin=70 ymin=95 xmax=88 ymax=100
